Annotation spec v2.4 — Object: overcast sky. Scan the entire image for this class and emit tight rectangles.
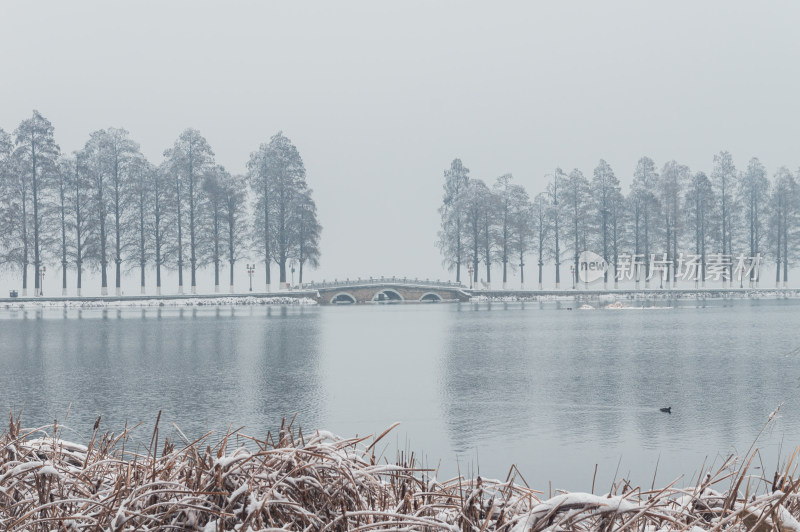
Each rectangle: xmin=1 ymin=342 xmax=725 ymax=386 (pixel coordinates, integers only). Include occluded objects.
xmin=2 ymin=1 xmax=799 ymax=289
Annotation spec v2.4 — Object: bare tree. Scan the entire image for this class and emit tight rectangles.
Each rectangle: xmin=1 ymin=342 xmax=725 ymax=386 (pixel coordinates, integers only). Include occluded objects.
xmin=202 ymin=165 xmax=229 ymax=292
xmin=248 ymin=144 xmax=273 ymax=291
xmin=0 ymin=128 xmax=16 ymax=273
xmin=248 ymin=132 xmax=310 ymax=290
xmin=292 ymin=188 xmax=321 ymax=287
xmin=547 ymin=168 xmax=566 ymax=288
xmin=532 ymin=192 xmax=551 ymax=290
xmin=738 ymin=157 xmax=769 ymax=286
xmin=165 ymin=129 xmax=214 ymax=294
xmin=657 ymin=161 xmax=688 ymax=287
xmin=480 ymin=188 xmax=500 ymax=289
xmin=220 ymin=173 xmax=249 ymax=292
xmin=80 ymin=131 xmax=112 ymax=294
xmin=55 ymin=157 xmax=74 ymax=295
xmin=711 ymin=151 xmax=737 ymax=286
xmin=437 ymin=159 xmax=470 ymax=283
xmin=609 ymin=186 xmax=625 ymax=288
xmin=72 ymin=152 xmax=95 ymax=296
xmin=507 ymin=186 xmax=532 ymax=289
xmin=685 ymin=171 xmax=714 ymax=287
xmin=458 ymin=179 xmax=491 ymax=289
xmin=493 ymin=173 xmax=521 ymax=289
xmin=591 ymin=160 xmax=621 ymax=288
xmin=13 ymin=110 xmax=60 ymax=296
xmin=102 ymin=128 xmax=141 ymax=295
xmin=562 ymin=169 xmax=590 ymax=289
xmin=127 ymin=155 xmax=154 ymax=294
xmin=151 ymin=162 xmax=176 ymax=295
xmin=768 ymin=167 xmax=798 ymax=287
xmin=631 ymin=157 xmax=659 ymax=287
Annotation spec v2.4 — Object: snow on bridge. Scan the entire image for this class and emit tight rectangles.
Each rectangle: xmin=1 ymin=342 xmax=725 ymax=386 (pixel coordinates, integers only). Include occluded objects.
xmin=306 ymin=277 xmax=470 ymax=304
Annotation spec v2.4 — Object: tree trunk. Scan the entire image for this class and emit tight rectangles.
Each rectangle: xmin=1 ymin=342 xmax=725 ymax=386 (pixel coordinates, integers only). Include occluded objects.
xmin=177 ymin=186 xmax=184 ymax=294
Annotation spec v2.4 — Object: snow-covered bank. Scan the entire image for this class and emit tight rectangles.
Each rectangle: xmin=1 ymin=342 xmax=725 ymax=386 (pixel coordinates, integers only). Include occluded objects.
xmin=471 ymin=288 xmax=800 ymax=303
xmin=1 ymin=415 xmax=797 ymax=530
xmin=0 ymin=295 xmax=317 ymax=309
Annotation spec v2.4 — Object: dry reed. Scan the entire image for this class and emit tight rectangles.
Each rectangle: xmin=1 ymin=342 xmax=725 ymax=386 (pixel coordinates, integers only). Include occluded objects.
xmin=2 ymin=410 xmax=800 ymax=531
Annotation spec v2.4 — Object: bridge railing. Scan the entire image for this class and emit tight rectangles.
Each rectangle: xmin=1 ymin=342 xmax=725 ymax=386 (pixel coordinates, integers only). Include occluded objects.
xmin=306 ymin=277 xmax=464 ymax=290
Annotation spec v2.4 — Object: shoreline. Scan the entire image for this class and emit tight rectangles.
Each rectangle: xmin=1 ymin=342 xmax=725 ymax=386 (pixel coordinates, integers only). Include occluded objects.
xmin=470 ymin=287 xmax=800 ymax=303
xmin=0 ymin=293 xmax=318 ymax=309
xmin=1 ymin=287 xmax=800 ymax=309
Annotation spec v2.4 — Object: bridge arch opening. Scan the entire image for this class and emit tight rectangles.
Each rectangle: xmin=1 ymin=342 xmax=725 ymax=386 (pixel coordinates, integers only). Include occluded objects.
xmin=372 ymin=289 xmax=404 ymax=302
xmin=330 ymin=292 xmax=357 ymax=304
xmin=420 ymin=292 xmax=443 ymax=302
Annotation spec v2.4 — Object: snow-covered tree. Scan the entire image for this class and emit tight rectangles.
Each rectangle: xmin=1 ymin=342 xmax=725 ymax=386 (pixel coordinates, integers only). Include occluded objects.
xmin=547 ymin=168 xmax=566 ymax=288
xmin=532 ymin=192 xmax=550 ymax=290
xmin=631 ymin=157 xmax=659 ymax=286
xmin=164 ymin=128 xmax=215 ymax=294
xmin=711 ymin=151 xmax=737 ymax=286
xmin=13 ymin=111 xmax=60 ymax=295
xmin=658 ymin=160 xmax=689 ymax=286
xmin=684 ymin=171 xmax=714 ymax=287
xmin=738 ymin=157 xmax=769 ymax=286
xmin=562 ymin=168 xmax=590 ymax=288
xmin=248 ymin=132 xmax=313 ymax=289
xmin=437 ymin=159 xmax=470 ymax=283
xmin=591 ymin=160 xmax=621 ymax=288
xmin=291 ymin=188 xmax=321 ymax=287
xmin=220 ymin=173 xmax=249 ymax=292
xmin=767 ymin=167 xmax=798 ymax=287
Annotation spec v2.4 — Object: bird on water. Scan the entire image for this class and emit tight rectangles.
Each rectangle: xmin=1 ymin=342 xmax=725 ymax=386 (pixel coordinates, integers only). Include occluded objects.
xmin=660 ymin=407 xmax=672 ymax=414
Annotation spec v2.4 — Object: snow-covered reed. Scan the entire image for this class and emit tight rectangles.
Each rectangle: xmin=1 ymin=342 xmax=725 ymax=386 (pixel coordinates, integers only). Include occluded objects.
xmin=1 ymin=410 xmax=799 ymax=530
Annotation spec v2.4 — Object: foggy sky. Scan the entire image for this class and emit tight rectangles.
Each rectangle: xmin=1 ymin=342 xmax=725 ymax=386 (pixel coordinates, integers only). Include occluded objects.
xmin=2 ymin=1 xmax=799 ymax=288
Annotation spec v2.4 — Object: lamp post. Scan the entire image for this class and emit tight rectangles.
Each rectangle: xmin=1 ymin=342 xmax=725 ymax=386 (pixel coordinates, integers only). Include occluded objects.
xmin=246 ymin=263 xmax=255 ymax=292
xmin=39 ymin=266 xmax=46 ymax=297
xmin=468 ymin=265 xmax=474 ymax=289
xmin=290 ymin=260 xmax=296 ymax=288
xmin=740 ymin=265 xmax=744 ymax=289
xmin=570 ymin=265 xmax=575 ymax=289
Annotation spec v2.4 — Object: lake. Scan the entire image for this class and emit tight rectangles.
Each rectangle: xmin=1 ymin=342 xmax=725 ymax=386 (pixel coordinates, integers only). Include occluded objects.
xmin=1 ymin=298 xmax=799 ymax=491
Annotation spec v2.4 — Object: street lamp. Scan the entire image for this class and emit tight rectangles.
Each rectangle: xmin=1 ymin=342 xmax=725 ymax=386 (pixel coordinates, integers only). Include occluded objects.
xmin=246 ymin=263 xmax=255 ymax=292
xmin=740 ymin=265 xmax=744 ymax=289
xmin=468 ymin=265 xmax=474 ymax=289
xmin=290 ymin=260 xmax=296 ymax=288
xmin=39 ymin=266 xmax=46 ymax=297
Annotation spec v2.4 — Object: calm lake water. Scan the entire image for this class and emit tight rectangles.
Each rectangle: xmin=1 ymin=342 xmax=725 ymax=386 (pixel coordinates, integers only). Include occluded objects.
xmin=1 ymin=298 xmax=799 ymax=491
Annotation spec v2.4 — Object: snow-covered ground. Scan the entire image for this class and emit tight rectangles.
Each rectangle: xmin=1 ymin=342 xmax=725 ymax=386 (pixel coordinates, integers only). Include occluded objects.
xmin=471 ymin=289 xmax=800 ymax=303
xmin=0 ymin=296 xmax=318 ymax=309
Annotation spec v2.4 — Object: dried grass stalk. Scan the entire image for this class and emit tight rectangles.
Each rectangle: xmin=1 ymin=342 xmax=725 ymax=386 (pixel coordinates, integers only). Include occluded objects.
xmin=1 ymin=412 xmax=799 ymax=531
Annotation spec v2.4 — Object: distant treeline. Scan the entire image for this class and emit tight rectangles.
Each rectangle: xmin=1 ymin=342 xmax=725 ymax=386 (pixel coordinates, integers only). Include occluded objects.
xmin=0 ymin=111 xmax=321 ymax=296
xmin=438 ymin=154 xmax=796 ymax=288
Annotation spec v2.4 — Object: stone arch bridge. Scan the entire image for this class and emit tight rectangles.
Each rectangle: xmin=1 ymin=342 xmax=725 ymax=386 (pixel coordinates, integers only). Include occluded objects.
xmin=307 ymin=278 xmax=470 ymax=305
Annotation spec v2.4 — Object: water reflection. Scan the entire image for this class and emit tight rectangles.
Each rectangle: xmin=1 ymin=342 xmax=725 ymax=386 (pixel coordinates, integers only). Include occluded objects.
xmin=0 ymin=306 xmax=324 ymax=448
xmin=1 ymin=300 xmax=800 ymax=489
xmin=438 ymin=299 xmax=800 ymax=487
xmin=440 ymin=308 xmax=536 ymax=453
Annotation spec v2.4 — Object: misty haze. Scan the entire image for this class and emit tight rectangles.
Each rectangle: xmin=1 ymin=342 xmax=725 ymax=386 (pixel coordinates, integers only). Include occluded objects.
xmin=1 ymin=2 xmax=800 ymax=530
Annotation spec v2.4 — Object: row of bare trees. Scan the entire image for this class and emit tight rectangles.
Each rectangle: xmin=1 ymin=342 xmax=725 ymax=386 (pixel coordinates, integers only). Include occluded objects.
xmin=0 ymin=111 xmax=321 ymax=296
xmin=438 ymin=152 xmax=799 ymax=289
